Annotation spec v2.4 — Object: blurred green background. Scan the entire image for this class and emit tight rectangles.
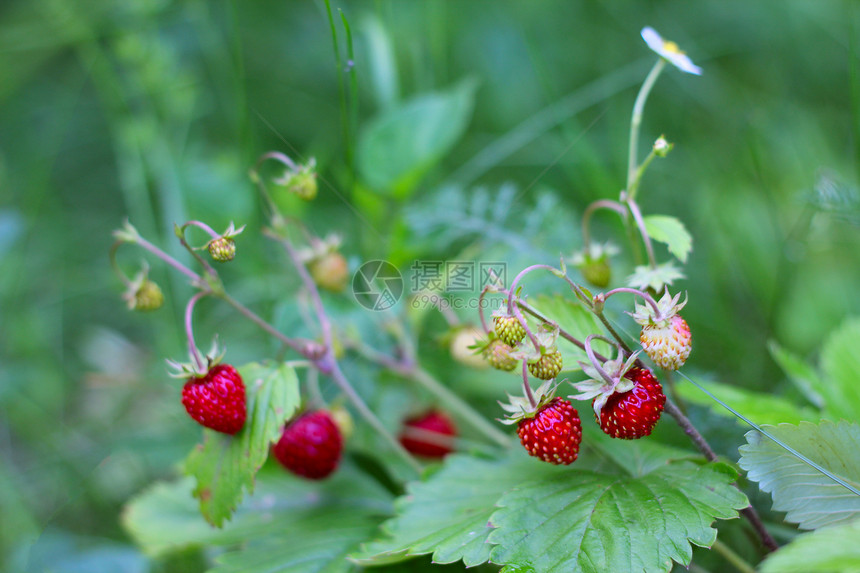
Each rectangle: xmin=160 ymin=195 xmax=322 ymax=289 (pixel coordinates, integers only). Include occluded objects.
xmin=2 ymin=0 xmax=860 ymax=571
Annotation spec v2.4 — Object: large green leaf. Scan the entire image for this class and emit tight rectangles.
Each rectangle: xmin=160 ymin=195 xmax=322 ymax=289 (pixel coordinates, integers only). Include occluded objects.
xmin=183 ymin=362 xmax=300 ymax=526
xmin=643 ymin=215 xmax=692 ymax=263
xmin=357 ymin=80 xmax=477 ymax=197
xmin=760 ymin=518 xmax=860 ymax=573
xmin=350 ymin=451 xmax=562 ymax=567
xmin=819 ymin=317 xmax=860 ymax=420
xmin=123 ymin=466 xmax=393 ymax=566
xmin=355 ymin=440 xmax=743 ymax=572
xmin=738 ymin=421 xmax=860 ymax=530
xmin=675 ymin=377 xmax=817 ymax=425
xmin=487 ymin=461 xmax=746 ymax=572
xmin=529 ymin=294 xmax=611 ymax=373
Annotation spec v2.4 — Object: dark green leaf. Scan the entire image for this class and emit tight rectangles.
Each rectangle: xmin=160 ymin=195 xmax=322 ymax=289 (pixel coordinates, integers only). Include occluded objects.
xmin=350 ymin=451 xmax=567 ymax=567
xmin=738 ymin=421 xmax=860 ymax=530
xmin=488 ymin=461 xmax=747 ymax=573
xmin=643 ymin=215 xmax=692 ymax=263
xmin=183 ymin=362 xmax=300 ymax=526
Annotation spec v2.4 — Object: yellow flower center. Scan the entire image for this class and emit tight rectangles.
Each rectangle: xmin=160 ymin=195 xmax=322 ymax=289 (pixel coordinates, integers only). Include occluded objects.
xmin=662 ymin=40 xmax=684 ymax=55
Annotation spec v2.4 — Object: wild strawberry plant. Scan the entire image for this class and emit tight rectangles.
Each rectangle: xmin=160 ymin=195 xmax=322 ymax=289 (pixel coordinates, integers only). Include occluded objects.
xmin=114 ymin=22 xmax=860 ymax=573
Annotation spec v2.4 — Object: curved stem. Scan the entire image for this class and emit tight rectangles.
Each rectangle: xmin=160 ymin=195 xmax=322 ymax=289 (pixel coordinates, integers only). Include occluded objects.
xmin=625 ymin=197 xmax=658 ymax=269
xmin=477 ymin=286 xmax=492 ymax=333
xmin=583 ymin=335 xmax=618 ymax=384
xmin=184 ymin=291 xmax=210 ymax=372
xmin=581 ymin=199 xmax=629 ymax=248
xmin=627 ymin=58 xmax=666 ymax=194
xmin=506 ymin=264 xmax=563 ymax=351
xmin=133 ymin=234 xmax=201 ymax=283
xmin=109 ymin=241 xmax=134 ymax=286
xmin=183 ymin=220 xmax=221 ymax=241
xmin=253 ymin=150 xmax=299 ymax=174
xmin=522 ymin=361 xmax=537 ymax=408
xmin=604 ymin=286 xmax=661 ymax=316
xmin=176 ymin=227 xmax=219 ymax=280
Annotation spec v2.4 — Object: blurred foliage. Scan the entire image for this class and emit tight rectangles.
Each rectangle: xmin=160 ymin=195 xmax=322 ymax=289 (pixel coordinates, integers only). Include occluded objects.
xmin=2 ymin=0 xmax=860 ymax=571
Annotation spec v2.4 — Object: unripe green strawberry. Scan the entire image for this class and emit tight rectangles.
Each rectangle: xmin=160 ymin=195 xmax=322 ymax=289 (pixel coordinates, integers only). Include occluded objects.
xmin=483 ymin=338 xmax=518 ymax=371
xmin=208 ymin=237 xmax=236 ymax=262
xmin=580 ymin=258 xmax=611 ymax=288
xmin=129 ymin=279 xmax=163 ymax=311
xmin=528 ymin=349 xmax=563 ymax=380
xmin=493 ymin=316 xmax=526 ymax=347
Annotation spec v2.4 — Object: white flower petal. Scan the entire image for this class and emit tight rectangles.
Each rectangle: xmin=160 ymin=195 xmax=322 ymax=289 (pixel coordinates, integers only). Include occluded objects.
xmin=640 ymin=26 xmax=702 ymax=76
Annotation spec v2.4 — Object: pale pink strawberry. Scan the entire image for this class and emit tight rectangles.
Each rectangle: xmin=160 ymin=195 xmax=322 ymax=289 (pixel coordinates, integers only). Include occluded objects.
xmin=631 ymin=290 xmax=691 ymax=370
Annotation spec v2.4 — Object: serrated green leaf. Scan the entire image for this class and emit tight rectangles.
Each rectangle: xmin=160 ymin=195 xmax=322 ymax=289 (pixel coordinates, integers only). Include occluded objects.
xmin=350 ymin=451 xmax=562 ymax=567
xmin=123 ymin=466 xmax=393 ymax=562
xmin=819 ymin=317 xmax=860 ymax=420
xmin=528 ymin=294 xmax=610 ymax=373
xmin=358 ymin=79 xmax=477 ymax=197
xmin=643 ymin=215 xmax=692 ymax=263
xmin=759 ymin=518 xmax=860 ymax=573
xmin=183 ymin=362 xmax=300 ymax=526
xmin=676 ymin=377 xmax=817 ymax=425
xmin=767 ymin=340 xmax=826 ymax=408
xmin=487 ymin=461 xmax=747 ymax=573
xmin=738 ymin=421 xmax=860 ymax=530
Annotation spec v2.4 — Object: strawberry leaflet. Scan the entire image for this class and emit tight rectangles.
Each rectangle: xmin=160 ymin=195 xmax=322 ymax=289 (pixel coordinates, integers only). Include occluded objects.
xmin=183 ymin=362 xmax=300 ymax=526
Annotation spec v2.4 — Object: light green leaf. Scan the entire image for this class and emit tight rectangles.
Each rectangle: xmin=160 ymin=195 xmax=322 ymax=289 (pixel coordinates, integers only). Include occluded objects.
xmin=488 ymin=461 xmax=746 ymax=573
xmin=123 ymin=466 xmax=393 ymax=561
xmin=643 ymin=215 xmax=693 ymax=263
xmin=819 ymin=317 xmax=860 ymax=420
xmin=767 ymin=340 xmax=826 ymax=408
xmin=350 ymin=451 xmax=562 ymax=567
xmin=676 ymin=377 xmax=817 ymax=426
xmin=759 ymin=518 xmax=860 ymax=573
xmin=738 ymin=421 xmax=860 ymax=530
xmin=357 ymin=79 xmax=477 ymax=197
xmin=529 ymin=294 xmax=611 ymax=373
xmin=183 ymin=362 xmax=300 ymax=527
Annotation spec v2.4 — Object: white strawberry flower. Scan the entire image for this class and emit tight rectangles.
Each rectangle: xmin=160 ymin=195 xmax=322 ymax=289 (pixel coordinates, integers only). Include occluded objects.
xmin=641 ymin=27 xmax=702 ymax=76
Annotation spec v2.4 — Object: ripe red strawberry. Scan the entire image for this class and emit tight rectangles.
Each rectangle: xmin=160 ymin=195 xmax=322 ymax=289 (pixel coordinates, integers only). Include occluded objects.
xmin=181 ymin=364 xmax=246 ymax=435
xmin=273 ymin=410 xmax=343 ymax=480
xmin=516 ymin=397 xmax=582 ymax=465
xmin=399 ymin=410 xmax=457 ymax=458
xmin=597 ymin=367 xmax=665 ymax=439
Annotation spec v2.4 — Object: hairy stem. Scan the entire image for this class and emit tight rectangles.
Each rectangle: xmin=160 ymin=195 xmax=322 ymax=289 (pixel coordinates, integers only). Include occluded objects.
xmin=664 ymin=400 xmax=777 ymax=552
xmin=627 ymin=58 xmax=666 ymax=195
